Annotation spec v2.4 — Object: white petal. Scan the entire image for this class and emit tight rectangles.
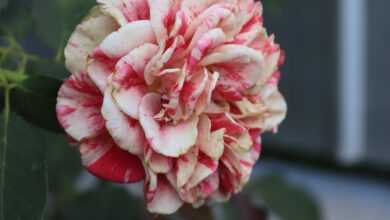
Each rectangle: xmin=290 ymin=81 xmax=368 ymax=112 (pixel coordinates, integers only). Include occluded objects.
xmin=147 ymin=175 xmax=183 ymax=214
xmin=139 ymin=93 xmax=199 ymax=157
xmin=101 ymin=87 xmax=146 ymax=155
xmin=65 ymin=8 xmax=118 ymax=74
xmin=99 ymin=20 xmax=156 ymax=58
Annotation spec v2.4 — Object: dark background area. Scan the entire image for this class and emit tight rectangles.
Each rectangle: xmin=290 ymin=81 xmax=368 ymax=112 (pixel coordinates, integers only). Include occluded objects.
xmin=0 ymin=0 xmax=389 ymax=220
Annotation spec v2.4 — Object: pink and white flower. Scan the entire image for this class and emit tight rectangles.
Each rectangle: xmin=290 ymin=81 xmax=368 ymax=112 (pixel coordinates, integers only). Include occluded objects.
xmin=56 ymin=0 xmax=287 ymax=214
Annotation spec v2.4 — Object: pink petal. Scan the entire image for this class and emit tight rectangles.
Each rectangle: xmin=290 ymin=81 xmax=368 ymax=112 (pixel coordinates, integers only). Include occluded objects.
xmin=98 ymin=20 xmax=156 ymax=58
xmin=80 ymin=133 xmax=145 ymax=183
xmin=56 ymin=74 xmax=105 ymax=141
xmin=101 ymin=88 xmax=146 ymax=155
xmin=147 ymin=175 xmax=183 ymax=214
xmin=180 ymin=0 xmax=220 ymax=15
xmin=139 ymin=93 xmax=199 ymax=157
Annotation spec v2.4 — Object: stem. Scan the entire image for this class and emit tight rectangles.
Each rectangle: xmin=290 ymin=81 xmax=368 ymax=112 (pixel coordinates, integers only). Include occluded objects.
xmin=0 ymin=86 xmax=11 ymax=220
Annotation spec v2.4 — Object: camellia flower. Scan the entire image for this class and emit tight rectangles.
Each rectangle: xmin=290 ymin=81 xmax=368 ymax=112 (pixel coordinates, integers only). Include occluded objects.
xmin=56 ymin=0 xmax=287 ymax=214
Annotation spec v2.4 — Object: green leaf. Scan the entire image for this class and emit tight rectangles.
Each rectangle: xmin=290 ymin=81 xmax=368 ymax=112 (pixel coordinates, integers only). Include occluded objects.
xmin=0 ymin=0 xmax=8 ymax=11
xmin=0 ymin=113 xmax=48 ymax=219
xmin=45 ymin=132 xmax=81 ymax=195
xmin=52 ymin=185 xmax=147 ymax=220
xmin=27 ymin=59 xmax=69 ymax=80
xmin=247 ymin=175 xmax=321 ymax=220
xmin=31 ymin=0 xmax=95 ymax=50
xmin=11 ymin=74 xmax=63 ymax=132
xmin=0 ymin=0 xmax=33 ymax=37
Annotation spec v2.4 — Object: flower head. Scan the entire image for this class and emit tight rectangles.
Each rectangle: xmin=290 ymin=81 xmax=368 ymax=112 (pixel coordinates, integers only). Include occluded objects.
xmin=57 ymin=0 xmax=286 ymax=214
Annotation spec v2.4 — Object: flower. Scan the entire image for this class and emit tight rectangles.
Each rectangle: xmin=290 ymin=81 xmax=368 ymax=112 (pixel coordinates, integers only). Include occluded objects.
xmin=56 ymin=0 xmax=287 ymax=214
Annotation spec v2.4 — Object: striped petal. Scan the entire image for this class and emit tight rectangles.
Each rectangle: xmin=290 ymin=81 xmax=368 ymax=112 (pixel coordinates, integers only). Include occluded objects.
xmin=186 ymin=153 xmax=218 ymax=189
xmin=176 ymin=147 xmax=198 ymax=187
xmin=101 ymin=87 xmax=146 ymax=155
xmin=56 ymin=74 xmax=104 ymax=141
xmin=80 ymin=133 xmax=145 ymax=183
xmin=188 ymin=28 xmax=226 ymax=69
xmin=197 ymin=115 xmax=225 ymax=160
xmin=98 ymin=0 xmax=149 ymax=26
xmin=147 ymin=0 xmax=172 ymax=47
xmin=201 ymin=45 xmax=265 ymax=89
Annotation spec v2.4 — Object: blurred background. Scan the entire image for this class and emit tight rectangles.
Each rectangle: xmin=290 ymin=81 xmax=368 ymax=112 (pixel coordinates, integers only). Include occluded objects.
xmin=0 ymin=0 xmax=389 ymax=220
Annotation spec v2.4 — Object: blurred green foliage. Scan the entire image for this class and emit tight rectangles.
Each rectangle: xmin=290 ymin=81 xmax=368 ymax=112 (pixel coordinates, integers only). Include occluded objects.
xmin=0 ymin=0 xmax=320 ymax=220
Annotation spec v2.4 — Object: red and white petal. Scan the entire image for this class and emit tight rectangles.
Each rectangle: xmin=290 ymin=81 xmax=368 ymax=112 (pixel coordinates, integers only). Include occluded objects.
xmin=98 ymin=20 xmax=156 ymax=58
xmin=197 ymin=115 xmax=226 ymax=161
xmin=180 ymin=0 xmax=220 ymax=15
xmin=98 ymin=0 xmax=128 ymax=26
xmin=80 ymin=133 xmax=145 ymax=183
xmin=115 ymin=43 xmax=159 ymax=82
xmin=195 ymin=72 xmax=219 ymax=115
xmin=56 ymin=74 xmax=105 ymax=141
xmin=232 ymin=98 xmax=265 ymax=119
xmin=65 ymin=9 xmax=118 ymax=74
xmin=180 ymin=70 xmax=209 ymax=118
xmin=169 ymin=9 xmax=190 ymax=38
xmin=225 ymin=130 xmax=253 ymax=152
xmin=198 ymin=170 xmax=219 ymax=198
xmin=147 ymin=0 xmax=172 ymax=47
xmin=176 ymin=147 xmax=198 ymax=187
xmin=87 ymin=60 xmax=113 ymax=92
xmin=139 ymin=93 xmax=199 ymax=157
xmin=204 ymin=101 xmax=230 ymax=114
xmin=101 ymin=88 xmax=146 ymax=155
xmin=98 ymin=0 xmax=149 ymax=26
xmin=147 ymin=175 xmax=184 ymax=214
xmin=201 ymin=45 xmax=264 ymax=89
xmin=112 ymin=85 xmax=147 ymax=119
xmin=185 ymin=4 xmax=234 ymax=44
xmin=148 ymin=150 xmax=173 ymax=174
xmin=186 ymin=153 xmax=218 ymax=189
xmin=145 ymin=169 xmax=158 ymax=203
xmin=144 ymin=36 xmax=183 ymax=85
xmin=188 ymin=28 xmax=226 ymax=69
xmin=209 ymin=113 xmax=246 ymax=135
xmin=204 ymin=129 xmax=225 ymax=160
